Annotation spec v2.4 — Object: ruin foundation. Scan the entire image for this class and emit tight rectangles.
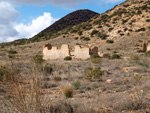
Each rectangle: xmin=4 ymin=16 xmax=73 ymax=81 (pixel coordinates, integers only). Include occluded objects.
xmin=43 ymin=43 xmax=99 ymax=60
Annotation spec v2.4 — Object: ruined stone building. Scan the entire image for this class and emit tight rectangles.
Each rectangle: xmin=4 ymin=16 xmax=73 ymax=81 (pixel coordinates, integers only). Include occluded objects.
xmin=43 ymin=44 xmax=70 ymax=60
xmin=142 ymin=42 xmax=150 ymax=52
xmin=43 ymin=43 xmax=99 ymax=60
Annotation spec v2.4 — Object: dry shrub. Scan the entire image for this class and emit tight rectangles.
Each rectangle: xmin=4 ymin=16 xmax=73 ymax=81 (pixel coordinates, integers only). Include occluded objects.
xmin=7 ymin=64 xmax=50 ymax=113
xmin=40 ymin=101 xmax=74 ymax=113
xmin=31 ymin=55 xmax=44 ymax=64
xmin=52 ymin=75 xmax=62 ymax=81
xmin=0 ymin=64 xmax=20 ymax=82
xmin=130 ymin=55 xmax=140 ymax=61
xmin=98 ymin=92 xmax=148 ymax=112
xmin=61 ymin=83 xmax=73 ymax=98
xmin=90 ymin=58 xmax=102 ymax=64
xmin=84 ymin=67 xmax=103 ymax=81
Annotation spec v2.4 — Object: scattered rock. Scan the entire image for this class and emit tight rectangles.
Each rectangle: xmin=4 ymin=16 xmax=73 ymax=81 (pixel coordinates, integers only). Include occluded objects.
xmin=106 ymin=79 xmax=112 ymax=83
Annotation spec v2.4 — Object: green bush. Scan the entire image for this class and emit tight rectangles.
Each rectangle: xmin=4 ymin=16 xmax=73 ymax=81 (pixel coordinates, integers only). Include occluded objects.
xmin=106 ymin=40 xmax=114 ymax=43
xmin=64 ymin=56 xmax=72 ymax=60
xmin=75 ymin=37 xmax=78 ymax=40
xmin=98 ymin=25 xmax=103 ymax=28
xmin=91 ymin=30 xmax=99 ymax=36
xmin=136 ymin=28 xmax=146 ymax=32
xmin=84 ymin=67 xmax=103 ymax=80
xmin=93 ymin=20 xmax=101 ymax=25
xmin=90 ymin=58 xmax=102 ymax=64
xmin=145 ymin=51 xmax=150 ymax=57
xmin=90 ymin=54 xmax=100 ymax=59
xmin=8 ymin=55 xmax=15 ymax=59
xmin=108 ymin=28 xmax=114 ymax=32
xmin=133 ymin=75 xmax=142 ymax=82
xmin=81 ymin=37 xmax=90 ymax=41
xmin=70 ymin=29 xmax=77 ymax=33
xmin=97 ymin=33 xmax=109 ymax=40
xmin=44 ymin=64 xmax=53 ymax=74
xmin=136 ymin=61 xmax=148 ymax=68
xmin=72 ymin=81 xmax=80 ymax=89
xmin=111 ymin=54 xmax=121 ymax=59
xmin=122 ymin=19 xmax=128 ymax=24
xmin=32 ymin=55 xmax=44 ymax=64
xmin=146 ymin=19 xmax=150 ymax=22
xmin=8 ymin=50 xmax=17 ymax=54
xmin=130 ymin=55 xmax=140 ymax=61
xmin=83 ymin=37 xmax=90 ymax=41
xmin=0 ymin=65 xmax=20 ymax=82
xmin=78 ymin=31 xmax=82 ymax=36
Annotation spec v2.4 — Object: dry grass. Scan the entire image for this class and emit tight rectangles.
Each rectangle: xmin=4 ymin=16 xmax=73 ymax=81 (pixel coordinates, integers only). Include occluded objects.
xmin=0 ymin=53 xmax=150 ymax=113
xmin=4 ymin=63 xmax=50 ymax=113
xmin=61 ymin=82 xmax=74 ymax=98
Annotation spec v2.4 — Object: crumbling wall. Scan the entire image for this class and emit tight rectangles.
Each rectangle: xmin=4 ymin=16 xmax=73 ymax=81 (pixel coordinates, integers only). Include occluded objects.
xmin=43 ymin=43 xmax=99 ymax=60
xmin=142 ymin=42 xmax=150 ymax=52
xmin=43 ymin=44 xmax=70 ymax=60
xmin=90 ymin=47 xmax=98 ymax=55
xmin=142 ymin=42 xmax=147 ymax=52
xmin=147 ymin=44 xmax=150 ymax=52
xmin=74 ymin=45 xmax=90 ymax=59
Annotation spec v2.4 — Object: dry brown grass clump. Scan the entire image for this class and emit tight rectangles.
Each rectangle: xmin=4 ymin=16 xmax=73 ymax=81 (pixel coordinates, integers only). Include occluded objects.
xmin=61 ymin=83 xmax=74 ymax=98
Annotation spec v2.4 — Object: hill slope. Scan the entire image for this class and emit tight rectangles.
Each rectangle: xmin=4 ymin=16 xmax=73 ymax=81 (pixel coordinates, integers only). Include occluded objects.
xmin=42 ymin=9 xmax=98 ymax=34
xmin=1 ymin=0 xmax=150 ymax=48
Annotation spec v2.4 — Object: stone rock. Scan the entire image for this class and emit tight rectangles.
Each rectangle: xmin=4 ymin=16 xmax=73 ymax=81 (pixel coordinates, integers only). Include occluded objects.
xmin=106 ymin=79 xmax=112 ymax=83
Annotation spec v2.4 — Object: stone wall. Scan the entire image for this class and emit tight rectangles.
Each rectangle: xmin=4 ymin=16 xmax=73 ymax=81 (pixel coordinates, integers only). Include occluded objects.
xmin=43 ymin=43 xmax=98 ymax=60
xmin=142 ymin=42 xmax=150 ymax=52
xmin=147 ymin=44 xmax=150 ymax=52
xmin=74 ymin=45 xmax=90 ymax=59
xmin=43 ymin=44 xmax=70 ymax=60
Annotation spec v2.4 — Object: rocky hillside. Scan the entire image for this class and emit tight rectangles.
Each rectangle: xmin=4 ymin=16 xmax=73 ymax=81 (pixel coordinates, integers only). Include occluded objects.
xmin=58 ymin=0 xmax=150 ymax=44
xmin=83 ymin=0 xmax=150 ymax=40
xmin=42 ymin=9 xmax=98 ymax=34
xmin=1 ymin=0 xmax=150 ymax=47
xmin=29 ymin=0 xmax=150 ymax=45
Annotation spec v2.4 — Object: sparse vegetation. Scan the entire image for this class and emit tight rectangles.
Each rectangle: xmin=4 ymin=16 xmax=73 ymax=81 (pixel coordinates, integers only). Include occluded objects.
xmin=64 ymin=56 xmax=72 ymax=60
xmin=0 ymin=1 xmax=150 ymax=113
xmin=72 ymin=81 xmax=80 ymax=89
xmin=7 ymin=50 xmax=17 ymax=54
xmin=111 ymin=54 xmax=121 ymax=59
xmin=62 ymin=83 xmax=73 ymax=98
xmin=84 ymin=67 xmax=103 ymax=81
xmin=78 ymin=31 xmax=82 ymax=36
xmin=136 ymin=28 xmax=146 ymax=32
xmin=90 ymin=58 xmax=102 ymax=64
xmin=32 ymin=55 xmax=44 ymax=64
xmin=106 ymin=40 xmax=114 ymax=43
xmin=145 ymin=51 xmax=150 ymax=57
xmin=91 ymin=30 xmax=99 ymax=36
xmin=53 ymin=75 xmax=62 ymax=81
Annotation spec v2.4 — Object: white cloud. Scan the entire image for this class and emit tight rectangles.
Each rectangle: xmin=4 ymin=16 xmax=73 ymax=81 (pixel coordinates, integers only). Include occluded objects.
xmin=0 ymin=1 xmax=19 ymax=42
xmin=4 ymin=12 xmax=57 ymax=42
xmin=14 ymin=12 xmax=57 ymax=40
xmin=0 ymin=0 xmax=57 ymax=42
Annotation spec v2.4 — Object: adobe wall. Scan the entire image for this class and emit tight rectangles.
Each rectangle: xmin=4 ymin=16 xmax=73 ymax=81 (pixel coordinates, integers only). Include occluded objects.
xmin=147 ymin=44 xmax=150 ymax=52
xmin=142 ymin=42 xmax=150 ymax=52
xmin=74 ymin=45 xmax=90 ymax=59
xmin=43 ymin=44 xmax=70 ymax=60
xmin=43 ymin=43 xmax=99 ymax=60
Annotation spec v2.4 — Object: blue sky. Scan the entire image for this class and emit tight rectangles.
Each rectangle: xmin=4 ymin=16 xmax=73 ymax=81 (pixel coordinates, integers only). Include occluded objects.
xmin=0 ymin=0 xmax=125 ymax=42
